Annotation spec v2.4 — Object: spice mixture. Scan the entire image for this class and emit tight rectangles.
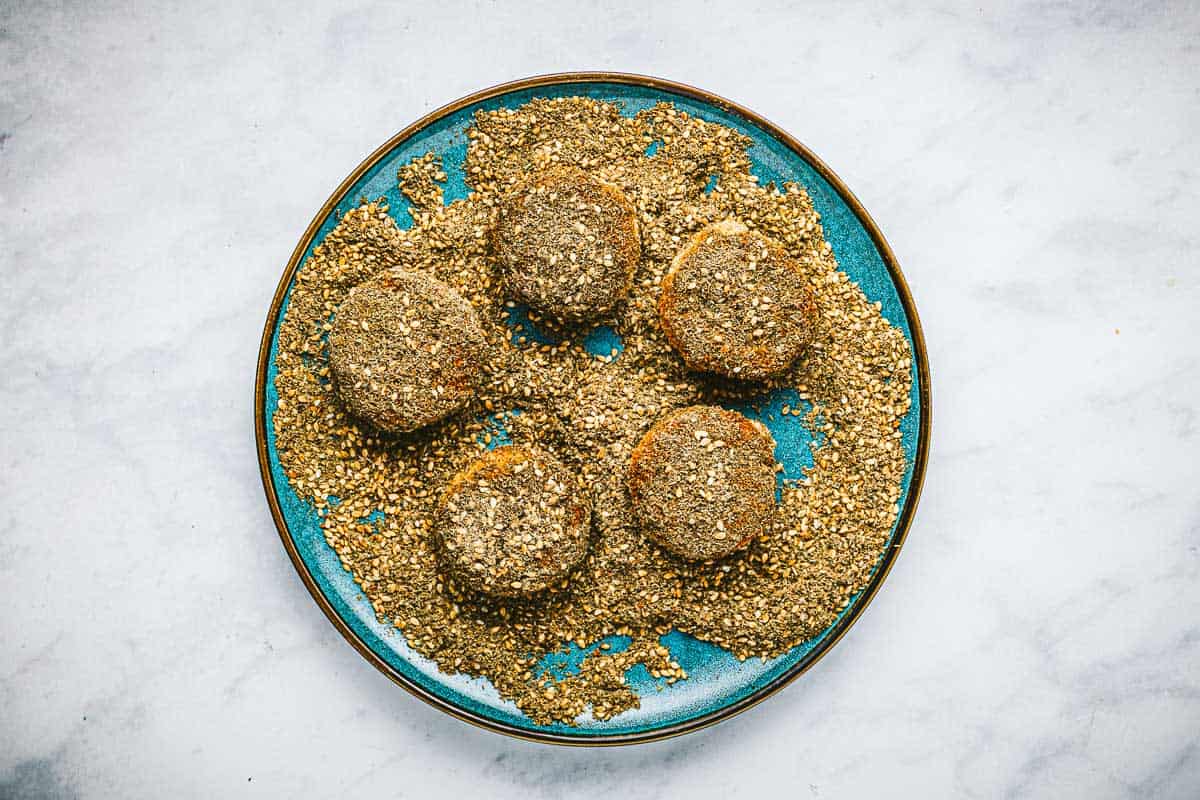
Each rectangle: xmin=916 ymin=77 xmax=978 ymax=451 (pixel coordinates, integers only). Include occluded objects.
xmin=271 ymin=97 xmax=914 ymax=725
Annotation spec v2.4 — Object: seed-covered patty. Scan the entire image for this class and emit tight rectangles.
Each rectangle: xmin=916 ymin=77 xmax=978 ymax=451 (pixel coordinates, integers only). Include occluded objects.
xmin=436 ymin=446 xmax=592 ymax=597
xmin=490 ymin=165 xmax=640 ymax=325
xmin=329 ymin=268 xmax=486 ymax=433
xmin=628 ymin=405 xmax=777 ymax=562
xmin=659 ymin=219 xmax=817 ymax=380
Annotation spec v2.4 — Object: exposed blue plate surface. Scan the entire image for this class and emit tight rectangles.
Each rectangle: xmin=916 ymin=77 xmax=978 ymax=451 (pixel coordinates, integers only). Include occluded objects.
xmin=258 ymin=76 xmax=928 ymax=743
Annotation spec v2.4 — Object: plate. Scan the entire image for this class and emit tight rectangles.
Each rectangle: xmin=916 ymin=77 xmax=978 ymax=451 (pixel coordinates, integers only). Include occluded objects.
xmin=255 ymin=73 xmax=930 ymax=745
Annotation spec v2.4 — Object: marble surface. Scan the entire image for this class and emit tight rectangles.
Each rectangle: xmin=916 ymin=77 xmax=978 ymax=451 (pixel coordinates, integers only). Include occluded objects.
xmin=1 ymin=1 xmax=1197 ymax=797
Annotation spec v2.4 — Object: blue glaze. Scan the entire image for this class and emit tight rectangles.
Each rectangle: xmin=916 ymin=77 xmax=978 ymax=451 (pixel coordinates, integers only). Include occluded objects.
xmin=502 ymin=304 xmax=556 ymax=346
xmin=726 ymin=388 xmax=821 ymax=499
xmin=536 ymin=635 xmax=633 ymax=682
xmin=264 ymin=81 xmax=924 ymax=739
xmin=356 ymin=509 xmax=386 ymax=530
xmin=478 ymin=409 xmax=520 ymax=450
xmin=582 ymin=325 xmax=623 ymax=360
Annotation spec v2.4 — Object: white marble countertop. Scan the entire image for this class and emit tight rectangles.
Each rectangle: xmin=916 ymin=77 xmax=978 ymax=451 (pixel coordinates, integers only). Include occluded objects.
xmin=2 ymin=1 xmax=1198 ymax=797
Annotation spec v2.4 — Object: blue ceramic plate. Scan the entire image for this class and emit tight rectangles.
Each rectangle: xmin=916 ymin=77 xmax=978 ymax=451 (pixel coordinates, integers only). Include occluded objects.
xmin=255 ymin=73 xmax=930 ymax=745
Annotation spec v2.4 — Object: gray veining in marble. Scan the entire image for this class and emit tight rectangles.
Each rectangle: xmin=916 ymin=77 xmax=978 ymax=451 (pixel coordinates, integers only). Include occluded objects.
xmin=2 ymin=1 xmax=1198 ymax=797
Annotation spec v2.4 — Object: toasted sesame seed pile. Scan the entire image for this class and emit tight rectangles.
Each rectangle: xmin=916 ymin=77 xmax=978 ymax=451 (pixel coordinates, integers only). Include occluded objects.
xmin=271 ymin=97 xmax=914 ymax=726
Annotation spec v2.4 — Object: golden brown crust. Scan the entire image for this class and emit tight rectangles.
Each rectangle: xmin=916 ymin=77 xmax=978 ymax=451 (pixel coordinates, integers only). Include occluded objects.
xmin=490 ymin=166 xmax=640 ymax=325
xmin=628 ymin=405 xmax=777 ymax=562
xmin=659 ymin=221 xmax=816 ymax=381
xmin=436 ymin=446 xmax=592 ymax=597
xmin=329 ymin=269 xmax=486 ymax=433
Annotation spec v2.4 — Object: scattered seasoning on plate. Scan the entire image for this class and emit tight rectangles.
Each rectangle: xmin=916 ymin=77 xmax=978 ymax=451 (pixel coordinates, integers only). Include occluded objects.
xmin=271 ymin=97 xmax=913 ymax=725
xmin=397 ymin=152 xmax=446 ymax=210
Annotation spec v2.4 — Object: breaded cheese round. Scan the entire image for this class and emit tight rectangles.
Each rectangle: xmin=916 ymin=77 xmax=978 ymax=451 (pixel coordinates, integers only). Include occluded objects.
xmin=658 ymin=220 xmax=816 ymax=380
xmin=329 ymin=268 xmax=486 ymax=433
xmin=628 ymin=405 xmax=777 ymax=562
xmin=490 ymin=166 xmax=640 ymax=325
xmin=436 ymin=446 xmax=592 ymax=597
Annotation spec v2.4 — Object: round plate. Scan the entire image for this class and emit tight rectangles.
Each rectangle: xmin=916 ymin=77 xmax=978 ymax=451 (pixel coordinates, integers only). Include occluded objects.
xmin=255 ymin=73 xmax=930 ymax=745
